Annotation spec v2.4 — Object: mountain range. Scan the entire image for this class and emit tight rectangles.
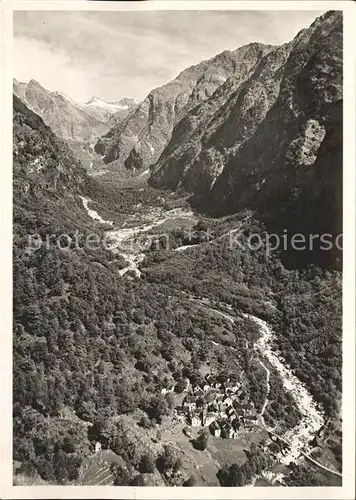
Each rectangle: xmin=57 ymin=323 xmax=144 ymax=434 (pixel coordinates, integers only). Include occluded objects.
xmin=13 ymin=79 xmax=138 ymax=146
xmin=94 ymin=42 xmax=275 ymax=171
xmin=13 ymin=11 xmax=342 ymax=268
xmin=97 ymin=10 xmax=342 ymax=266
xmin=12 ymin=9 xmax=343 ymax=487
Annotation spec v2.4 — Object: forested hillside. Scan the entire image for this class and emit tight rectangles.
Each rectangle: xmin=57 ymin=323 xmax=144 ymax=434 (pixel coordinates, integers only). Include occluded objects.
xmin=12 ymin=11 xmax=343 ymax=487
xmin=14 ymin=96 xmax=307 ymax=484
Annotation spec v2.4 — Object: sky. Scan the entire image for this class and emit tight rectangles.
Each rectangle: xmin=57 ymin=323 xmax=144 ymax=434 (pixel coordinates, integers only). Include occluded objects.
xmin=14 ymin=10 xmax=325 ymax=104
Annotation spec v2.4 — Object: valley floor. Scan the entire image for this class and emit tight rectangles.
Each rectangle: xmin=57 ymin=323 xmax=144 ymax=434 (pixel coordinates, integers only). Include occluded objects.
xmin=75 ymin=183 xmax=342 ymax=487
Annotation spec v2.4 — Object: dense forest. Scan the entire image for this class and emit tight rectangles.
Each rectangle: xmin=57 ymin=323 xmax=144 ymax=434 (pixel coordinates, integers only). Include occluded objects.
xmin=12 ymin=95 xmax=342 ymax=486
xmin=143 ymin=218 xmax=342 ymax=418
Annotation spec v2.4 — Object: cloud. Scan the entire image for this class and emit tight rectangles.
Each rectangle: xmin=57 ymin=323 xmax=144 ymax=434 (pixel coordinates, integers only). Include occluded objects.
xmin=14 ymin=36 xmax=93 ymax=102
xmin=13 ymin=9 xmax=326 ymax=102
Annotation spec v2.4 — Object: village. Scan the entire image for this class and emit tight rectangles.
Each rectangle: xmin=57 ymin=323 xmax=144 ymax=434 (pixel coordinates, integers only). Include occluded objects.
xmin=164 ymin=373 xmax=259 ymax=439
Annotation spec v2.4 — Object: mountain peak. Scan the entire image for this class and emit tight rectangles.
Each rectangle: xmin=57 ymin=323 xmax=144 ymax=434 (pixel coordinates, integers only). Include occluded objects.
xmin=28 ymin=79 xmax=46 ymax=90
xmin=86 ymin=96 xmax=137 ymax=107
xmin=86 ymin=96 xmax=101 ymax=105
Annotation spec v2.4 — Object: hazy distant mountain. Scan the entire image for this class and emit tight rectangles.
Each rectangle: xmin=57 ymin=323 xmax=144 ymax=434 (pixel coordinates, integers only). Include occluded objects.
xmin=12 ymin=79 xmax=137 ymax=145
xmin=82 ymin=96 xmax=138 ymax=124
xmin=13 ymin=79 xmax=107 ymax=143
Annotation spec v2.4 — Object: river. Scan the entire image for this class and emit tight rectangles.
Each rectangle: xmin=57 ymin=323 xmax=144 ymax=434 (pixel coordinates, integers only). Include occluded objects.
xmin=194 ymin=297 xmax=330 ymax=482
xmin=192 ymin=296 xmax=325 ymax=466
xmin=80 ymin=195 xmax=195 ymax=276
xmin=80 ymin=194 xmax=333 ymax=480
xmin=245 ymin=313 xmax=325 ymax=466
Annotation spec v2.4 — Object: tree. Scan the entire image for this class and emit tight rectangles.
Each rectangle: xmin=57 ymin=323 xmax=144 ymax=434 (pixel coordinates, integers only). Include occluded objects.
xmin=218 ymin=462 xmax=246 ymax=486
xmin=157 ymin=445 xmax=178 ymax=472
xmin=147 ymin=395 xmax=169 ymax=424
xmin=139 ymin=453 xmax=155 ymax=473
xmin=183 ymin=474 xmax=197 ymax=486
xmin=193 ymin=430 xmax=209 ymax=451
xmin=114 ymin=465 xmax=132 ymax=486
xmin=76 ymin=400 xmax=96 ymax=422
xmin=89 ymin=412 xmax=117 ymax=448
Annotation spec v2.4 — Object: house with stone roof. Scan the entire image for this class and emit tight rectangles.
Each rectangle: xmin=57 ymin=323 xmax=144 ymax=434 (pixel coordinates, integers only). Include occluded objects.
xmin=233 ymin=401 xmax=243 ymax=415
xmin=207 ymin=402 xmax=219 ymax=413
xmin=226 ymin=406 xmax=236 ymax=419
xmin=241 ymin=402 xmax=254 ymax=415
xmin=189 ymin=412 xmax=201 ymax=427
xmin=222 ymin=395 xmax=233 ymax=407
xmin=210 ymin=420 xmax=221 ymax=437
xmin=192 ymin=384 xmax=204 ymax=395
xmin=205 ymin=373 xmax=215 ymax=385
xmin=244 ymin=414 xmax=258 ymax=429
xmin=203 ymin=411 xmax=216 ymax=427
xmin=233 ymin=418 xmax=246 ymax=434
xmin=205 ymin=391 xmax=217 ymax=404
xmin=237 ymin=389 xmax=248 ymax=402
xmin=161 ymin=382 xmax=176 ymax=395
xmin=183 ymin=395 xmax=196 ymax=411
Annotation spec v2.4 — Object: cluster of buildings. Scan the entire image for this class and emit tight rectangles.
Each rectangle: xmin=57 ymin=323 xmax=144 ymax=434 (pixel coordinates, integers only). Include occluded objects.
xmin=172 ymin=373 xmax=259 ymax=439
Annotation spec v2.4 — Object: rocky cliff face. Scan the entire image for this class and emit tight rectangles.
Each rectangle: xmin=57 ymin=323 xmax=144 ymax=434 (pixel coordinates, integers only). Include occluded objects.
xmin=150 ymin=11 xmax=342 ymax=267
xmin=13 ymin=94 xmax=90 ymax=206
xmin=207 ymin=12 xmax=342 ymax=209
xmin=13 ymin=79 xmax=109 ymax=143
xmin=95 ymin=44 xmax=275 ymax=173
xmin=149 ymin=42 xmax=288 ymax=192
xmin=13 ymin=80 xmax=137 ymax=146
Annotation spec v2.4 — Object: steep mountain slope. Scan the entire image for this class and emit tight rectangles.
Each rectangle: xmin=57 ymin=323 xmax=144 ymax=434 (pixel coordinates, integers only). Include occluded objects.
xmin=13 ymin=79 xmax=109 ymax=144
xmin=207 ymin=10 xmax=342 ymax=267
xmin=13 ymin=94 xmax=88 ymax=201
xmin=13 ymin=80 xmax=137 ymax=145
xmin=149 ymin=11 xmax=342 ymax=267
xmin=149 ymin=41 xmax=291 ymax=192
xmin=94 ymin=44 xmax=275 ymax=173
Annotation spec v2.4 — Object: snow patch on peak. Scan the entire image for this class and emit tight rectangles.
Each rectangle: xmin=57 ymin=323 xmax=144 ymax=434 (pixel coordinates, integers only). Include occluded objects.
xmin=85 ymin=97 xmax=133 ymax=113
xmin=87 ymin=96 xmax=101 ymax=105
